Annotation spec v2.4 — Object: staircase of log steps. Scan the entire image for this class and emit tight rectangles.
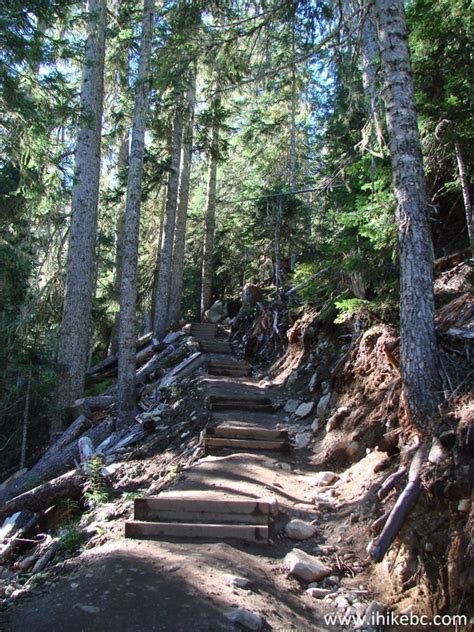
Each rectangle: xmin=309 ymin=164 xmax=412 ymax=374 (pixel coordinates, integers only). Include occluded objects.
xmin=125 ymin=322 xmax=291 ymax=544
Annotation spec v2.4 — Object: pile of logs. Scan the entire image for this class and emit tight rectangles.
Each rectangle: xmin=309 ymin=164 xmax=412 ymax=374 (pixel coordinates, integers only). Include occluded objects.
xmin=0 ymin=327 xmax=204 ymax=574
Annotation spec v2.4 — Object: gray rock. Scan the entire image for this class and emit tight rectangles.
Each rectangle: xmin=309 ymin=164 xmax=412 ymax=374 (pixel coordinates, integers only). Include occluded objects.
xmin=294 ymin=432 xmax=312 ymax=449
xmin=311 ymin=418 xmax=321 ymax=432
xmin=306 ymin=587 xmax=333 ymax=598
xmin=284 ymin=548 xmax=331 ymax=583
xmin=316 ymin=393 xmax=331 ymax=418
xmin=428 ymin=438 xmax=447 ymax=464
xmin=308 ymin=373 xmax=318 ymax=392
xmin=363 ymin=601 xmax=385 ymax=628
xmin=224 ymin=608 xmax=263 ymax=630
xmin=294 ymin=401 xmax=314 ymax=418
xmin=310 ymin=471 xmax=338 ymax=486
xmin=225 ymin=575 xmax=251 ymax=589
xmin=277 ymin=462 xmax=292 ymax=471
xmin=284 ymin=399 xmax=300 ymax=414
xmin=285 ymin=520 xmax=316 ymax=540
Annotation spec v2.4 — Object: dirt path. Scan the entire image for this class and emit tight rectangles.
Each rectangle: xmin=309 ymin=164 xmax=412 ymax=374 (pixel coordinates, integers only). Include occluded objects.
xmin=4 ymin=342 xmax=398 ymax=631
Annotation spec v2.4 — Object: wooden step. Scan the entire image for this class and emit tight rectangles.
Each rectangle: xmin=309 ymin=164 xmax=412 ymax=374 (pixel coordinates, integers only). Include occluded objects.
xmin=207 ymin=426 xmax=289 ymax=441
xmin=204 ymin=437 xmax=290 ymax=452
xmin=200 ymin=342 xmax=232 ymax=353
xmin=190 ymin=323 xmax=217 ymax=338
xmin=208 ymin=396 xmax=274 ymax=412
xmin=125 ymin=521 xmax=269 ymax=543
xmin=134 ymin=495 xmax=278 ymax=523
xmin=207 ymin=361 xmax=250 ymax=376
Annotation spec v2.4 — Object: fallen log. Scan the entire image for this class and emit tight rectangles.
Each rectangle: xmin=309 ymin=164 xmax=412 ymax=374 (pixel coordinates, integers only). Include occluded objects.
xmin=0 ymin=417 xmax=114 ymax=504
xmin=86 ymin=342 xmax=156 ymax=382
xmin=135 ymin=344 xmax=178 ymax=384
xmin=369 ymin=446 xmax=424 ymax=563
xmin=86 ymin=333 xmax=154 ymax=377
xmin=51 ymin=415 xmax=93 ymax=453
xmin=0 ymin=470 xmax=84 ymax=523
xmin=0 ymin=512 xmax=40 ymax=564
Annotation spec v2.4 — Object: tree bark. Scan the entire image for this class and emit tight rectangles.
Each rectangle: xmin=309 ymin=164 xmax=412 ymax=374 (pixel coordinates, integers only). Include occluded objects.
xmin=116 ymin=0 xmax=155 ymax=430
xmin=55 ymin=0 xmax=107 ymax=434
xmin=153 ymin=92 xmax=185 ymax=339
xmin=454 ymin=140 xmax=473 ymax=253
xmin=200 ymin=121 xmax=219 ymax=319
xmin=168 ymin=71 xmax=197 ymax=325
xmin=375 ymin=0 xmax=440 ymax=426
xmin=0 ymin=417 xmax=114 ymax=504
xmin=361 ymin=3 xmax=384 ymax=152
xmin=0 ymin=471 xmax=85 ymax=523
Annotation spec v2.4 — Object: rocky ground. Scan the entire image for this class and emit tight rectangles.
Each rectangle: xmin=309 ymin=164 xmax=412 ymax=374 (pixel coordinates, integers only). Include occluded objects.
xmin=0 ymin=261 xmax=472 ymax=631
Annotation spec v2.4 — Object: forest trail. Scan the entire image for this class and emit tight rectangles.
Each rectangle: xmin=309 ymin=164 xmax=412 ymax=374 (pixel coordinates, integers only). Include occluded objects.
xmin=4 ymin=326 xmax=399 ymax=631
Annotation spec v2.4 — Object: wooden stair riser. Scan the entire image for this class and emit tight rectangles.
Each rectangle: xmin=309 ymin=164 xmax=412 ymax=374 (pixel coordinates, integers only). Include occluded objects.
xmin=134 ymin=496 xmax=278 ymax=517
xmin=206 ymin=427 xmax=289 ymax=441
xmin=205 ymin=437 xmax=290 ymax=452
xmin=207 ymin=369 xmax=249 ymax=377
xmin=125 ymin=521 xmax=269 ymax=543
xmin=208 ymin=401 xmax=274 ymax=412
xmin=134 ymin=509 xmax=270 ymax=525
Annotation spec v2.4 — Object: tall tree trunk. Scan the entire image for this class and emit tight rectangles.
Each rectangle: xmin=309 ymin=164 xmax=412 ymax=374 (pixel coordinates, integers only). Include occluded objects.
xmin=274 ymin=198 xmax=282 ymax=291
xmin=116 ymin=0 xmax=155 ymax=429
xmin=54 ymin=0 xmax=107 ymax=436
xmin=375 ymin=0 xmax=440 ymax=426
xmin=200 ymin=122 xmax=219 ymax=320
xmin=454 ymin=141 xmax=473 ymax=253
xmin=153 ymin=93 xmax=184 ymax=340
xmin=168 ymin=72 xmax=197 ymax=325
xmin=109 ymin=136 xmax=129 ymax=355
xmin=361 ymin=3 xmax=384 ymax=152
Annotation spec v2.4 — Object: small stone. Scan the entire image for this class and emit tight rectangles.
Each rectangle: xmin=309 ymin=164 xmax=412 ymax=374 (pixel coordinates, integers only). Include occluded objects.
xmin=225 ymin=575 xmax=251 ymax=589
xmin=306 ymin=587 xmax=333 ymax=598
xmin=363 ymin=601 xmax=385 ymax=627
xmin=295 ymin=402 xmax=314 ymax=418
xmin=326 ymin=575 xmax=340 ymax=587
xmin=224 ymin=608 xmax=264 ymax=630
xmin=335 ymin=596 xmax=350 ymax=609
xmin=285 ymin=520 xmax=316 ymax=540
xmin=350 ymin=512 xmax=360 ymax=524
xmin=284 ymin=548 xmax=331 ymax=583
xmin=424 ymin=542 xmax=433 ymax=553
xmin=311 ymin=471 xmax=338 ymax=487
xmin=311 ymin=418 xmax=320 ymax=432
xmin=294 ymin=432 xmax=312 ymax=449
xmin=74 ymin=604 xmax=100 ymax=614
xmin=284 ymin=399 xmax=300 ymax=414
xmin=5 ymin=586 xmax=15 ymax=598
xmin=277 ymin=462 xmax=292 ymax=471
xmin=457 ymin=498 xmax=471 ymax=513
xmin=428 ymin=438 xmax=447 ymax=464
xmin=70 ymin=582 xmax=79 ymax=590
xmin=316 ymin=393 xmax=331 ymax=418
xmin=308 ymin=374 xmax=318 ymax=392
xmin=346 ymin=606 xmax=357 ymax=617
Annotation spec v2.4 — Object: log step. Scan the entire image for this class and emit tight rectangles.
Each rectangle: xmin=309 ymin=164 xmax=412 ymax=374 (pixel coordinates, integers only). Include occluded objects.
xmin=190 ymin=323 xmax=217 ymax=338
xmin=125 ymin=521 xmax=269 ymax=543
xmin=208 ymin=396 xmax=273 ymax=412
xmin=205 ymin=437 xmax=290 ymax=452
xmin=207 ymin=368 xmax=249 ymax=377
xmin=200 ymin=342 xmax=232 ymax=353
xmin=207 ymin=426 xmax=289 ymax=441
xmin=134 ymin=495 xmax=278 ymax=522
